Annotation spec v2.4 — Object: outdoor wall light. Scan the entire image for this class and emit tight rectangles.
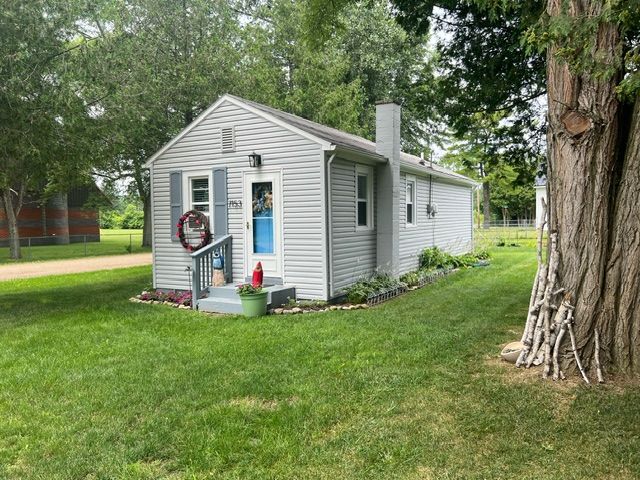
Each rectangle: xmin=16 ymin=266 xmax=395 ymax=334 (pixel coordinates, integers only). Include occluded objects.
xmin=248 ymin=152 xmax=262 ymax=167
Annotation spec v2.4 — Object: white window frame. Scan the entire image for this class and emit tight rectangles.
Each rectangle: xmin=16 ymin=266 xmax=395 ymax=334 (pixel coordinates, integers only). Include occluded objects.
xmin=355 ymin=164 xmax=373 ymax=231
xmin=183 ymin=170 xmax=213 ymax=219
xmin=405 ymin=174 xmax=417 ymax=228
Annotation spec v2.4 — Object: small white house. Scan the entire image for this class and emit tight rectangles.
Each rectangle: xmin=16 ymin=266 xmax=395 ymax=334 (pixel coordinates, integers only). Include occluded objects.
xmin=535 ymin=175 xmax=547 ymax=229
xmin=145 ymin=94 xmax=475 ymax=311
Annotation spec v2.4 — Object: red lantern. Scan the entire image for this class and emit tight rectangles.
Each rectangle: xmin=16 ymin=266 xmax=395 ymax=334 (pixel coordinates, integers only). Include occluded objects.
xmin=252 ymin=262 xmax=263 ymax=288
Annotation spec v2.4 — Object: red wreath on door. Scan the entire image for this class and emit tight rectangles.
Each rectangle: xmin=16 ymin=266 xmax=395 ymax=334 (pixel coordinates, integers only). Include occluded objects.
xmin=176 ymin=210 xmax=212 ymax=252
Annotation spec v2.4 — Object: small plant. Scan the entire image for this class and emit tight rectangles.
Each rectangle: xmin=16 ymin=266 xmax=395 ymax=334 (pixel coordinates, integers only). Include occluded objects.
xmin=345 ymin=273 xmax=406 ymax=304
xmin=496 ymin=237 xmax=506 ymax=247
xmin=236 ymin=283 xmax=263 ymax=295
xmin=400 ymin=271 xmax=421 ymax=287
xmin=474 ymin=249 xmax=490 ymax=260
xmin=138 ymin=289 xmax=192 ymax=306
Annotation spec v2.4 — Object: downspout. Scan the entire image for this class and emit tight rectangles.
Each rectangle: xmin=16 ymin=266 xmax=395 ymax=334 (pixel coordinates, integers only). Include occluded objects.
xmin=326 ymin=152 xmax=336 ymax=299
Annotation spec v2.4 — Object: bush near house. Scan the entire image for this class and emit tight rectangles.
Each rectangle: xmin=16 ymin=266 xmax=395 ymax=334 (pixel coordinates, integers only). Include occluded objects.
xmin=419 ymin=246 xmax=489 ymax=270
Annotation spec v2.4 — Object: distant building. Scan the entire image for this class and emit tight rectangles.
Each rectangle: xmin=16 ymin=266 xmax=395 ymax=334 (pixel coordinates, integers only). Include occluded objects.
xmin=0 ymin=186 xmax=101 ymax=246
xmin=535 ymin=175 xmax=547 ymax=229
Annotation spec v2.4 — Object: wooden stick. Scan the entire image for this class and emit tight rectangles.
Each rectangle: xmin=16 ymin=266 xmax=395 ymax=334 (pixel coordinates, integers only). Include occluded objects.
xmin=547 ymin=300 xmax=570 ymax=378
xmin=552 ymin=314 xmax=570 ymax=380
xmin=536 ymin=197 xmax=547 ymax=265
xmin=517 ymin=265 xmax=548 ymax=367
xmin=567 ymin=318 xmax=589 ymax=384
xmin=595 ymin=329 xmax=605 ymax=383
xmin=517 ymin=199 xmax=548 ymax=368
xmin=526 ymin=233 xmax=559 ymax=368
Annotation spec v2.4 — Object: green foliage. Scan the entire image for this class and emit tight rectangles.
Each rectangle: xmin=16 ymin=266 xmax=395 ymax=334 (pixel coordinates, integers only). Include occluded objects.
xmin=236 ymin=283 xmax=263 ymax=295
xmin=99 ymin=199 xmax=144 ymax=229
xmin=99 ymin=209 xmax=122 ymax=229
xmin=120 ymin=204 xmax=144 ymax=230
xmin=344 ymin=273 xmax=406 ymax=304
xmin=419 ymin=247 xmax=490 ymax=271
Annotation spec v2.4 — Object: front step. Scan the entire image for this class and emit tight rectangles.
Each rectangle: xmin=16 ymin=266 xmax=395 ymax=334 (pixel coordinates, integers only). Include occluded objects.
xmin=196 ymin=284 xmax=296 ymax=314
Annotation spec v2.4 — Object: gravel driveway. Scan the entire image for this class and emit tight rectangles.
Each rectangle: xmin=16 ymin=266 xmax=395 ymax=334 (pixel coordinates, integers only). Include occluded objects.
xmin=0 ymin=253 xmax=152 ymax=281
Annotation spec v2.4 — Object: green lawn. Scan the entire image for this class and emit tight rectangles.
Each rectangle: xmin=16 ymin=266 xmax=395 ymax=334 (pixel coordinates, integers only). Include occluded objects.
xmin=1 ymin=248 xmax=639 ymax=479
xmin=0 ymin=229 xmax=150 ymax=264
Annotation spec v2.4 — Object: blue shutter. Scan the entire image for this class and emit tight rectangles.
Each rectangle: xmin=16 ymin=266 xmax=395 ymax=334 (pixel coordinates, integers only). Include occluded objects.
xmin=213 ymin=167 xmax=227 ymax=237
xmin=169 ymin=171 xmax=182 ymax=242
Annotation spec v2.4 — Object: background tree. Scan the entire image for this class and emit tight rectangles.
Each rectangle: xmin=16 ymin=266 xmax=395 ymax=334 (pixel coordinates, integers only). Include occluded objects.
xmin=241 ymin=0 xmax=439 ymax=153
xmin=0 ymin=1 xmax=96 ymax=259
xmin=442 ymin=112 xmax=541 ymax=228
xmin=78 ymin=0 xmax=243 ymax=247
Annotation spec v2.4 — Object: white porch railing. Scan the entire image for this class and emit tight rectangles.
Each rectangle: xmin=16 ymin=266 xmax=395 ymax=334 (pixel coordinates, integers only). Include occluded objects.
xmin=190 ymin=235 xmax=232 ymax=309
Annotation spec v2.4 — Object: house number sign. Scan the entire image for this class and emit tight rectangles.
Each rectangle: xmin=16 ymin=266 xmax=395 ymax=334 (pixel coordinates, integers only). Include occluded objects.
xmin=228 ymin=200 xmax=243 ymax=209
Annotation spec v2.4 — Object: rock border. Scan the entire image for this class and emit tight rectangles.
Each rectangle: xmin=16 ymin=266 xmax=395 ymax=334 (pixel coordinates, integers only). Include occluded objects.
xmin=270 ymin=304 xmax=369 ymax=315
xmin=129 ymin=297 xmax=191 ymax=309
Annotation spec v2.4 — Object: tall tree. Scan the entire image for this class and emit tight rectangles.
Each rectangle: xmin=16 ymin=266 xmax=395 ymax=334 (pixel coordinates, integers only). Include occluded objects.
xmin=82 ymin=0 xmax=243 ymax=246
xmin=306 ymin=0 xmax=640 ymax=376
xmin=0 ymin=1 xmax=93 ymax=259
xmin=240 ymin=0 xmax=439 ymax=153
xmin=442 ymin=112 xmax=542 ymax=228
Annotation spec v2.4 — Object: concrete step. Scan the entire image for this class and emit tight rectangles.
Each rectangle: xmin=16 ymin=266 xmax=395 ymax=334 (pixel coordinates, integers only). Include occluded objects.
xmin=197 ymin=296 xmax=244 ymax=314
xmin=197 ymin=284 xmax=296 ymax=314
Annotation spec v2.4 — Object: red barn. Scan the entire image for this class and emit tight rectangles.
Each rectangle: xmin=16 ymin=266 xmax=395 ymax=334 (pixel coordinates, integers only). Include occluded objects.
xmin=0 ymin=186 xmax=101 ymax=246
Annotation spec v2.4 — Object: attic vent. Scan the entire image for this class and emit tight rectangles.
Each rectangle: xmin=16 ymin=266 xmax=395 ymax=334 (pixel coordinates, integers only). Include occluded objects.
xmin=221 ymin=126 xmax=235 ymax=152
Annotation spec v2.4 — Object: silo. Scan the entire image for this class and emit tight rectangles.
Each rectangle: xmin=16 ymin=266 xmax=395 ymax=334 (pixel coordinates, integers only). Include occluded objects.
xmin=46 ymin=192 xmax=70 ymax=244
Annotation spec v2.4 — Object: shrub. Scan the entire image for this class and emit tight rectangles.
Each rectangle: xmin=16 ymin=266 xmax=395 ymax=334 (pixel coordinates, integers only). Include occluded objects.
xmin=399 ymin=271 xmax=421 ymax=287
xmin=120 ymin=204 xmax=144 ymax=229
xmin=99 ymin=209 xmax=123 ymax=229
xmin=419 ymin=247 xmax=490 ymax=270
xmin=419 ymin=247 xmax=453 ymax=270
xmin=345 ymin=273 xmax=406 ymax=304
xmin=139 ymin=289 xmax=191 ymax=306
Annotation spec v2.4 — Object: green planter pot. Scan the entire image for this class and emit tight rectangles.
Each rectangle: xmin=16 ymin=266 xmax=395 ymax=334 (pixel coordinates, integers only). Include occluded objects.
xmin=239 ymin=291 xmax=268 ymax=317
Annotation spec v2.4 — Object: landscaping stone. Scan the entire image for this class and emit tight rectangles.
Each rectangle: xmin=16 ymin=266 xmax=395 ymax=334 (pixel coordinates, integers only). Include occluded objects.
xmin=291 ymin=307 xmax=303 ymax=314
xmin=273 ymin=308 xmax=284 ymax=315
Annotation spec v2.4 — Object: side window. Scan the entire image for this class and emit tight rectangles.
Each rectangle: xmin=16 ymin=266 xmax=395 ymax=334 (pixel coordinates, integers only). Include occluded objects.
xmin=187 ymin=175 xmax=211 ymax=230
xmin=356 ymin=165 xmax=373 ymax=230
xmin=191 ymin=177 xmax=210 ymax=213
xmin=406 ymin=176 xmax=416 ymax=226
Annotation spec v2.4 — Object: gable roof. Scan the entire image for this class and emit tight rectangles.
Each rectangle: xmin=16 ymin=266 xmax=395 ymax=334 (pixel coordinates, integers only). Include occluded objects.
xmin=145 ymin=94 xmax=475 ymax=186
xmin=230 ymin=95 xmax=474 ymax=185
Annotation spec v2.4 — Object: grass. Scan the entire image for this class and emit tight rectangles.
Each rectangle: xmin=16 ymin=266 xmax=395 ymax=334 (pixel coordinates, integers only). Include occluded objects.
xmin=0 ymin=229 xmax=149 ymax=264
xmin=1 ymin=248 xmax=639 ymax=479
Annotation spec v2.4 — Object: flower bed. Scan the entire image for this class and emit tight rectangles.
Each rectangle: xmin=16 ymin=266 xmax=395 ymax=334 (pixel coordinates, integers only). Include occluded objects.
xmin=130 ymin=290 xmax=192 ymax=308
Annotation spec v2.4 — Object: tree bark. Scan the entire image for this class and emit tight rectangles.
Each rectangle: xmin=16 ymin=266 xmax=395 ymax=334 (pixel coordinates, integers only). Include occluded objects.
xmin=133 ymin=161 xmax=152 ymax=248
xmin=1 ymin=187 xmax=24 ymax=260
xmin=142 ymin=193 xmax=152 ymax=248
xmin=482 ymin=180 xmax=491 ymax=229
xmin=546 ymin=0 xmax=640 ymax=375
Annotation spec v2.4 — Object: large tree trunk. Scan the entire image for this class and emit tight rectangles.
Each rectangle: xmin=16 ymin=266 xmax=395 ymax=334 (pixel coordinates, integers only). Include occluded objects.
xmin=1 ymin=188 xmax=23 ymax=260
xmin=133 ymin=162 xmax=152 ymax=248
xmin=482 ymin=181 xmax=491 ymax=229
xmin=546 ymin=0 xmax=640 ymax=375
xmin=142 ymin=193 xmax=152 ymax=248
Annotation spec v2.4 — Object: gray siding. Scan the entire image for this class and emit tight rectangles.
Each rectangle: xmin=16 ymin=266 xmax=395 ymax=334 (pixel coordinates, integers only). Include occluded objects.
xmin=151 ymin=99 xmax=326 ymax=299
xmin=398 ymin=171 xmax=473 ymax=275
xmin=330 ymin=158 xmax=377 ymax=294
